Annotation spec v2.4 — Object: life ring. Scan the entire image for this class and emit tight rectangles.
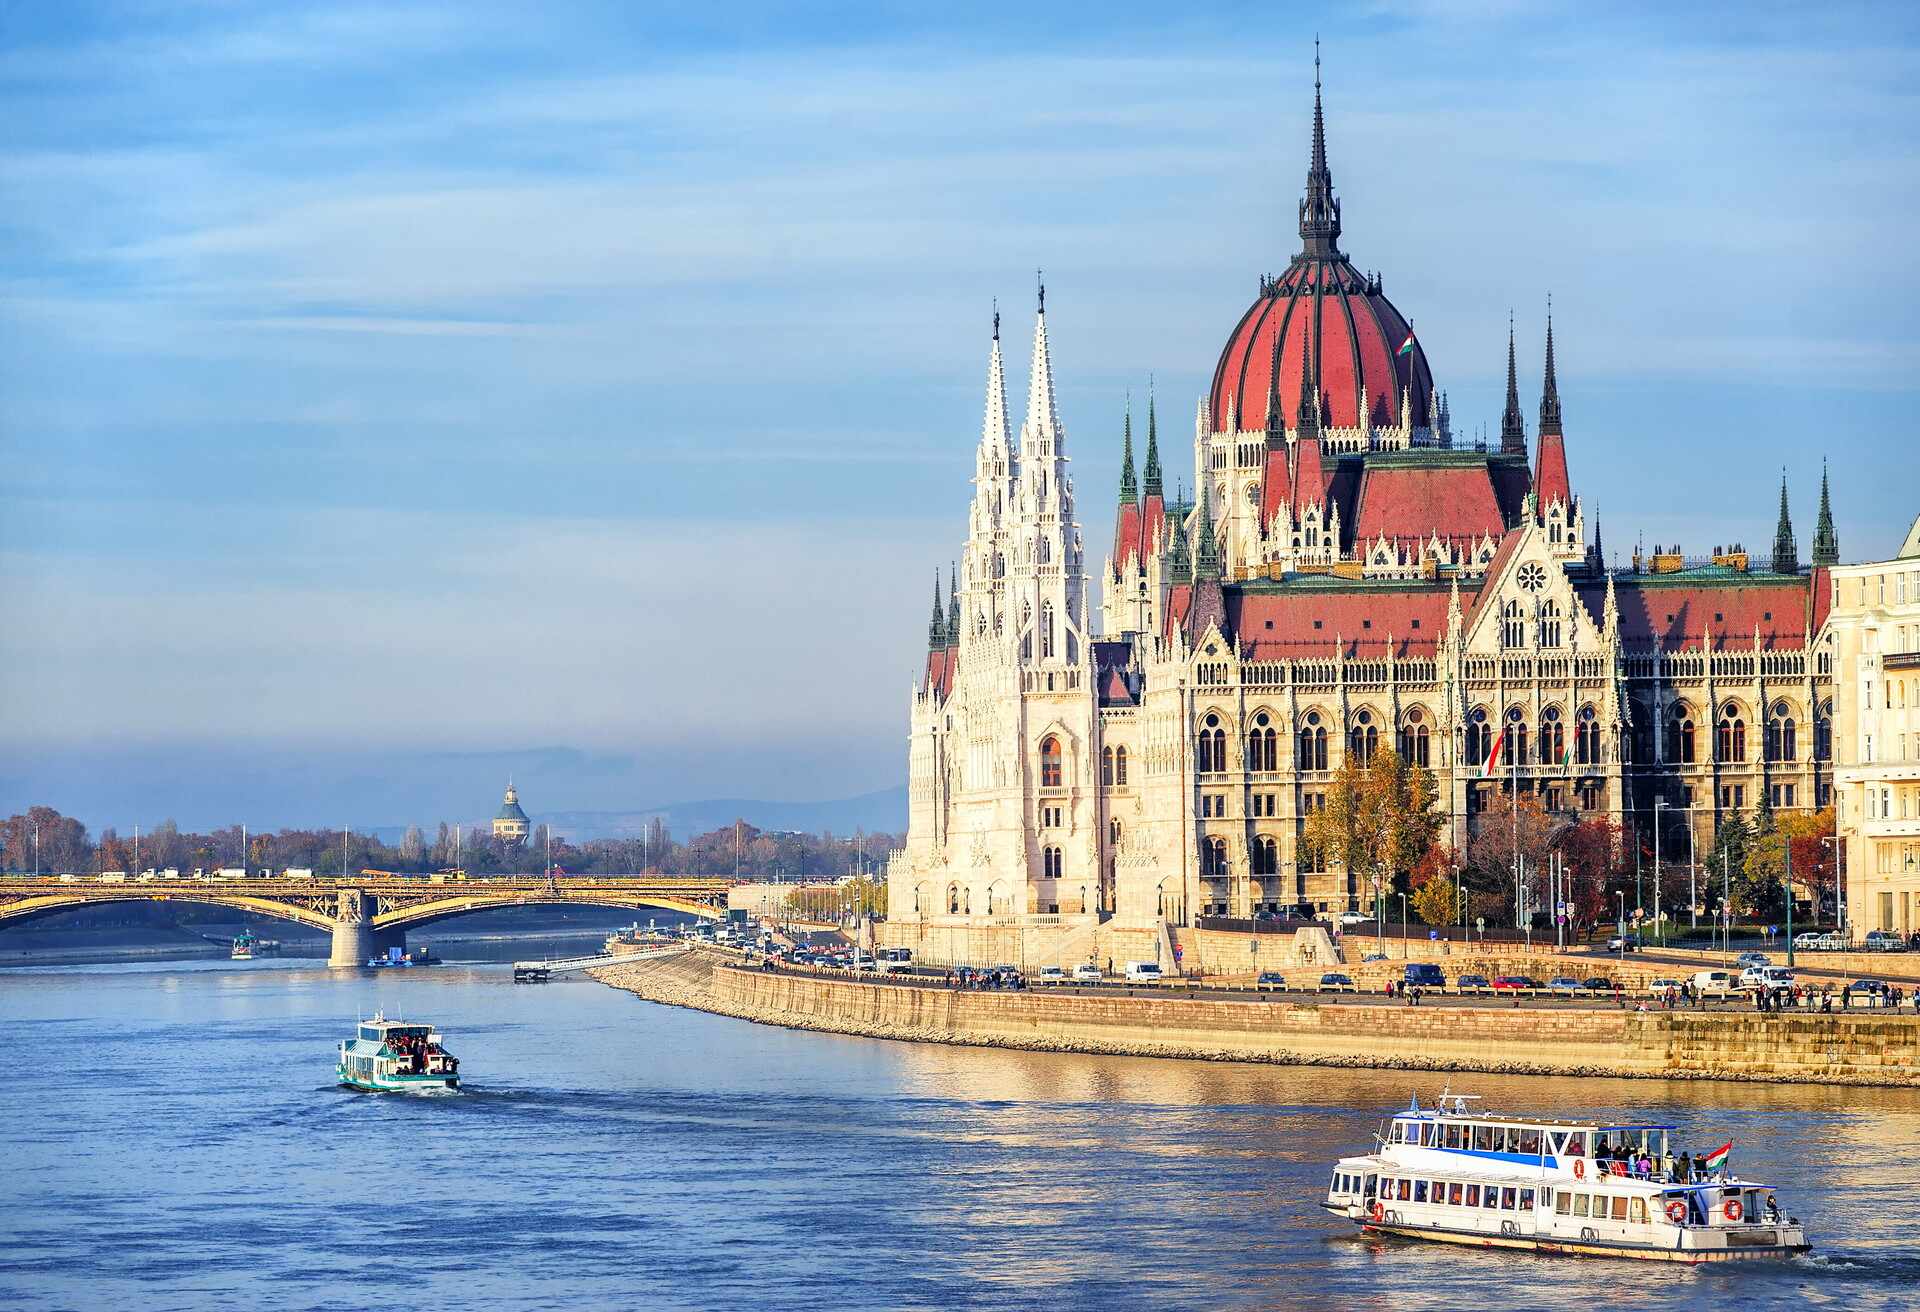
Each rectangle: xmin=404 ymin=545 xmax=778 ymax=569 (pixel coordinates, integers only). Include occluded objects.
xmin=1573 ymin=1159 xmax=1585 ymax=1180
xmin=1665 ymin=1200 xmax=1688 ymax=1224
xmin=1370 ymin=1201 xmax=1385 ymax=1224
xmin=1723 ymin=1199 xmax=1744 ymax=1222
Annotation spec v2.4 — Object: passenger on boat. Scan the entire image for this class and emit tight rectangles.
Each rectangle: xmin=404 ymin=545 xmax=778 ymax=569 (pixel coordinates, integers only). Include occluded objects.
xmin=1678 ymin=1151 xmax=1693 ymax=1181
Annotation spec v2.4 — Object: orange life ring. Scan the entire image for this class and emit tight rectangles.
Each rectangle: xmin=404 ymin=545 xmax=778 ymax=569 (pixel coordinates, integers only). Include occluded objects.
xmin=1723 ymin=1199 xmax=1744 ymax=1222
xmin=1665 ymin=1200 xmax=1687 ymax=1223
xmin=1573 ymin=1159 xmax=1585 ymax=1180
xmin=1370 ymin=1200 xmax=1385 ymax=1224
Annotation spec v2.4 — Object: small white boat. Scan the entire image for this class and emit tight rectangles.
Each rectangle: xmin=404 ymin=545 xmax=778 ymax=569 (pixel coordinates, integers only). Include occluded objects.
xmin=1323 ymin=1093 xmax=1809 ymax=1263
xmin=336 ymin=1013 xmax=460 ymax=1093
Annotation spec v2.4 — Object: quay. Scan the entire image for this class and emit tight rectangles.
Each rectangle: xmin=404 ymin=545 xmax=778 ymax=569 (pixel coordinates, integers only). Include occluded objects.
xmin=592 ymin=948 xmax=1920 ymax=1087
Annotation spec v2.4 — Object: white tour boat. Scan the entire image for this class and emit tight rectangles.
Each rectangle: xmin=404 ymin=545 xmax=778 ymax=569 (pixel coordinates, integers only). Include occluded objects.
xmin=1323 ymin=1094 xmax=1809 ymax=1263
xmin=336 ymin=1013 xmax=460 ymax=1093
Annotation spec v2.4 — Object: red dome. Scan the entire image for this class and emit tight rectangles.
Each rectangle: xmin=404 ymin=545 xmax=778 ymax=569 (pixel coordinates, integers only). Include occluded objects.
xmin=1209 ymin=256 xmax=1433 ymax=435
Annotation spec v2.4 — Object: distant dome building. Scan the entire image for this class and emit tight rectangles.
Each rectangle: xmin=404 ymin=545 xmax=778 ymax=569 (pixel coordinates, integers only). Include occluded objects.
xmin=492 ymin=782 xmax=531 ymax=845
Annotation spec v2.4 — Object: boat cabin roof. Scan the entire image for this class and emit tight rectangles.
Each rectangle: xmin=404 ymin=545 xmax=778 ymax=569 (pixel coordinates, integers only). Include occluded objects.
xmin=1391 ymin=1096 xmax=1673 ymax=1135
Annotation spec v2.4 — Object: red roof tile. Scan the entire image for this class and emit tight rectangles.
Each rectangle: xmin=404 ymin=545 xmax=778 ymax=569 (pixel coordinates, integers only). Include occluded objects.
xmin=1353 ymin=463 xmax=1509 ymax=546
xmin=1575 ymin=575 xmax=1816 ymax=651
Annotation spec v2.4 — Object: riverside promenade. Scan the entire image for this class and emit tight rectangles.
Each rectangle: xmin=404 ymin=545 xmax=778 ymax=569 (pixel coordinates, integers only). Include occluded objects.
xmin=593 ymin=948 xmax=1920 ymax=1087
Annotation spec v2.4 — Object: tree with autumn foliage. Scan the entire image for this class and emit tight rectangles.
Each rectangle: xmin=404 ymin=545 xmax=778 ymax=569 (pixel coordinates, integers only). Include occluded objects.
xmin=1462 ymin=791 xmax=1560 ymax=927
xmin=1743 ymin=806 xmax=1837 ymax=921
xmin=1556 ymin=816 xmax=1628 ymax=931
xmin=1302 ymin=745 xmax=1444 ymax=918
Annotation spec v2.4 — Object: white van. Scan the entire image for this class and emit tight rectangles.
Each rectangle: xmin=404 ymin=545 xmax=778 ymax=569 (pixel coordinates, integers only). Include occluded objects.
xmin=1124 ymin=961 xmax=1165 ymax=984
xmin=877 ymin=948 xmax=914 ymax=975
xmin=284 ymin=868 xmax=315 ymax=881
xmin=1691 ymin=969 xmax=1739 ymax=999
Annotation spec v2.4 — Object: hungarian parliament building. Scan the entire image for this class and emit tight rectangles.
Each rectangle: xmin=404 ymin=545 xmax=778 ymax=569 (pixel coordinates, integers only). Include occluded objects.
xmin=884 ymin=72 xmax=1838 ymax=935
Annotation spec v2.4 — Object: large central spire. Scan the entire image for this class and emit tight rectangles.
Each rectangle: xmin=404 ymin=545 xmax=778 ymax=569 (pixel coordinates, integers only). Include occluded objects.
xmin=1298 ymin=39 xmax=1342 ymax=256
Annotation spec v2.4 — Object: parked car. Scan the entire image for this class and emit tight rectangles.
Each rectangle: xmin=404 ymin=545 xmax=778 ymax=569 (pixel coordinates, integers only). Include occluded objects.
xmin=1606 ymin=934 xmax=1640 ymax=953
xmin=1256 ymin=971 xmax=1287 ymax=992
xmin=1793 ymin=931 xmax=1831 ymax=951
xmin=1036 ymin=966 xmax=1069 ymax=986
xmin=1584 ymin=977 xmax=1621 ymax=994
xmin=1492 ymin=975 xmax=1543 ymax=993
xmin=1403 ymin=962 xmax=1447 ymax=991
xmin=1455 ymin=973 xmax=1493 ymax=995
xmin=1361 ymin=952 xmax=1388 ymax=963
xmin=1864 ymin=931 xmax=1909 ymax=953
xmin=1337 ymin=911 xmax=1372 ymax=928
xmin=1547 ymin=977 xmax=1584 ymax=995
xmin=1317 ymin=972 xmax=1357 ymax=993
xmin=1123 ymin=961 xmax=1164 ymax=984
xmin=1691 ymin=969 xmax=1740 ymax=999
xmin=1071 ymin=964 xmax=1103 ymax=983
xmin=1643 ymin=977 xmax=1684 ymax=997
xmin=1845 ymin=978 xmax=1891 ymax=1004
xmin=1735 ymin=951 xmax=1772 ymax=969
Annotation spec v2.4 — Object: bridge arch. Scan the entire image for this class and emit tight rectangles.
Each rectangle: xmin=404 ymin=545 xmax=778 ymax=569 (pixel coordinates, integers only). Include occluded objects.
xmin=371 ymin=894 xmax=725 ymax=933
xmin=0 ymin=891 xmax=336 ymax=935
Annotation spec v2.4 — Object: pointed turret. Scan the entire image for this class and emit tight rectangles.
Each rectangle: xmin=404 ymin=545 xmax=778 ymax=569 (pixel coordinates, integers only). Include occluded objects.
xmin=1023 ymin=276 xmax=1060 ymax=447
xmin=1297 ymin=39 xmax=1342 ymax=256
xmin=1168 ymin=503 xmax=1192 ymax=585
xmin=1812 ymin=460 xmax=1839 ymax=566
xmin=947 ymin=563 xmax=961 ymax=643
xmin=1295 ymin=332 xmax=1322 ymax=443
xmin=1264 ymin=322 xmax=1288 ymax=450
xmin=980 ymin=304 xmax=1012 ymax=466
xmin=1118 ymin=399 xmax=1138 ymax=505
xmin=928 ymin=573 xmax=947 ymax=651
xmin=1112 ymin=399 xmax=1143 ymax=576
xmin=1193 ymin=479 xmax=1222 ymax=581
xmin=1142 ymin=389 xmax=1163 ymax=499
xmin=1500 ymin=315 xmax=1527 ymax=454
xmin=1771 ymin=473 xmax=1798 ymax=574
xmin=1532 ymin=309 xmax=1571 ymax=515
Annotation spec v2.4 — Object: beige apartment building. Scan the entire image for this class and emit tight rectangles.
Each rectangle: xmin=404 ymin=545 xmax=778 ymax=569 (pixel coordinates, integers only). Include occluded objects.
xmin=1833 ymin=515 xmax=1920 ymax=939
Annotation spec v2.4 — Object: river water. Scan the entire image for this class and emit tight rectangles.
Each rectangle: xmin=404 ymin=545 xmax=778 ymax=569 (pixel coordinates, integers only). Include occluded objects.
xmin=4 ymin=950 xmax=1917 ymax=1312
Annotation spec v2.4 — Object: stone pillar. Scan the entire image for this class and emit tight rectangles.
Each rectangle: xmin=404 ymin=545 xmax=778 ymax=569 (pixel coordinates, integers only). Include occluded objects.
xmin=329 ymin=889 xmax=374 ymax=967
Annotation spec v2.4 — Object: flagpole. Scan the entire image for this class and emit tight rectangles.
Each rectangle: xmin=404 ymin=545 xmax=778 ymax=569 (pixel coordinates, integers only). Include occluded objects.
xmin=1512 ymin=713 xmax=1521 ymax=930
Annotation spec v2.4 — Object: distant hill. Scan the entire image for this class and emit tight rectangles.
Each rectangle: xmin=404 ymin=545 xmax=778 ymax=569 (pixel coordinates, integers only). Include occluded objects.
xmin=530 ymin=785 xmax=907 ymax=843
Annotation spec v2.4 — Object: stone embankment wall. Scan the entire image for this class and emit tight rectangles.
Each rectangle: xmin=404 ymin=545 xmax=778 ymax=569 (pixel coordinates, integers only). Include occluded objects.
xmin=592 ymin=950 xmax=1920 ymax=1087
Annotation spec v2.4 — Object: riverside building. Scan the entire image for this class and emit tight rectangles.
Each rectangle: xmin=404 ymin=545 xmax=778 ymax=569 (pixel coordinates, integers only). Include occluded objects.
xmin=883 ymin=69 xmax=1838 ymax=960
xmin=1832 ymin=515 xmax=1920 ymax=938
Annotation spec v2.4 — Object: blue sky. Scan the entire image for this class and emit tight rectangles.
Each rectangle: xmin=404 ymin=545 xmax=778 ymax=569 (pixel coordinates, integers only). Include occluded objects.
xmin=2 ymin=1 xmax=1916 ymax=830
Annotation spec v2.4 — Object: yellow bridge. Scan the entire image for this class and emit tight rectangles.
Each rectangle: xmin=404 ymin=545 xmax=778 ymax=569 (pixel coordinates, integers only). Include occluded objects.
xmin=0 ymin=875 xmax=734 ymax=965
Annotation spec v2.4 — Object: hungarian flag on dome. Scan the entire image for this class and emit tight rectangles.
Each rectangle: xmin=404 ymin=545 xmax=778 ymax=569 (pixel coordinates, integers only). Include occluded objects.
xmin=1701 ymin=1142 xmax=1732 ymax=1171
xmin=1481 ymin=726 xmax=1505 ymax=778
xmin=1397 ymin=331 xmax=1416 ymax=358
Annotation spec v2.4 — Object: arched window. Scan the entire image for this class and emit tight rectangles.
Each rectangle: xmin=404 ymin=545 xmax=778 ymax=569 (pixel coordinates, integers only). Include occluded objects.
xmin=1253 ymin=836 xmax=1278 ymax=876
xmin=1815 ymin=700 xmax=1832 ymax=761
xmin=1039 ymin=736 xmax=1062 ymax=788
xmin=1203 ymin=838 xmax=1229 ymax=879
xmin=1114 ymin=746 xmax=1128 ymax=786
xmin=1667 ymin=705 xmax=1696 ymax=764
xmin=1503 ymin=707 xmax=1528 ymax=767
xmin=1101 ymin=746 xmax=1114 ymax=786
xmin=1766 ymin=701 xmax=1797 ymax=762
xmin=1576 ymin=705 xmax=1601 ymax=765
xmin=1109 ymin=818 xmax=1122 ymax=847
xmin=1349 ymin=709 xmax=1379 ymax=764
xmin=1038 ymin=537 xmax=1051 ymax=564
xmin=1398 ymin=707 xmax=1430 ymax=768
xmin=1717 ymin=703 xmax=1746 ymax=762
xmin=1539 ymin=706 xmax=1565 ymax=767
xmin=1040 ymin=602 xmax=1055 ymax=658
xmin=947 ymin=883 xmax=960 ymax=914
xmin=1297 ymin=711 xmax=1328 ymax=771
xmin=1197 ymin=712 xmax=1227 ymax=774
xmin=993 ymin=552 xmax=1005 ymax=579
xmin=1042 ymin=846 xmax=1063 ymax=880
xmin=1247 ymin=711 xmax=1278 ymax=772
xmin=1502 ymin=599 xmax=1526 ymax=649
xmin=1465 ymin=707 xmax=1491 ymax=768
xmin=1537 ymin=599 xmax=1562 ymax=649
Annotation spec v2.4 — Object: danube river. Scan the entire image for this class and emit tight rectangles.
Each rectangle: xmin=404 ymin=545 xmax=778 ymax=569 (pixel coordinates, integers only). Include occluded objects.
xmin=4 ymin=953 xmax=1918 ymax=1311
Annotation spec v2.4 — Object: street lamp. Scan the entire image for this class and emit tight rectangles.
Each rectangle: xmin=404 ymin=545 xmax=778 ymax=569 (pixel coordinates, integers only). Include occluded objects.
xmin=1399 ymin=893 xmax=1408 ymax=959
xmin=1616 ymin=890 xmax=1626 ymax=968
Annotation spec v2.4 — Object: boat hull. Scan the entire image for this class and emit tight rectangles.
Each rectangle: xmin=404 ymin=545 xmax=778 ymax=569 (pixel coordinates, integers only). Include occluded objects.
xmin=1351 ymin=1216 xmax=1808 ymax=1264
xmin=337 ymin=1066 xmax=458 ymax=1094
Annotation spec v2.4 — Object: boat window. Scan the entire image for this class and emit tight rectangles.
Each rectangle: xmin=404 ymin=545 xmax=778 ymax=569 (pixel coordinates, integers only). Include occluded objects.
xmin=1518 ymin=1131 xmax=1541 ymax=1155
xmin=1391 ymin=1123 xmax=1406 ymax=1143
xmin=1501 ymin=1187 xmax=1517 ymax=1210
xmin=1611 ymin=1197 xmax=1630 ymax=1221
xmin=1483 ymin=1187 xmax=1499 ymax=1211
xmin=1473 ymin=1125 xmax=1497 ymax=1151
xmin=1565 ymin=1131 xmax=1587 ymax=1155
xmin=1571 ymin=1194 xmax=1589 ymax=1218
xmin=1423 ymin=1123 xmax=1440 ymax=1146
xmin=1591 ymin=1133 xmax=1609 ymax=1157
xmin=1520 ymin=1189 xmax=1535 ymax=1212
xmin=1413 ymin=1181 xmax=1429 ymax=1203
xmin=1447 ymin=1182 xmax=1463 ymax=1206
xmin=1442 ymin=1124 xmax=1461 ymax=1149
xmin=1630 ymin=1198 xmax=1647 ymax=1223
xmin=1397 ymin=1179 xmax=1411 ymax=1201
xmin=1554 ymin=1191 xmax=1572 ymax=1216
xmin=1364 ymin=1174 xmax=1376 ymax=1198
xmin=1464 ymin=1184 xmax=1480 ymax=1207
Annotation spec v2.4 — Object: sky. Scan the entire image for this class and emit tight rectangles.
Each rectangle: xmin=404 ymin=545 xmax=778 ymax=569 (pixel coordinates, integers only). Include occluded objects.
xmin=2 ymin=1 xmax=1917 ymax=831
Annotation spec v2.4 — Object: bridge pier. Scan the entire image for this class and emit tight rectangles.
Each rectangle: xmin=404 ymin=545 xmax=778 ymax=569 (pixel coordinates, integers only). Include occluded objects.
xmin=328 ymin=889 xmax=403 ymax=967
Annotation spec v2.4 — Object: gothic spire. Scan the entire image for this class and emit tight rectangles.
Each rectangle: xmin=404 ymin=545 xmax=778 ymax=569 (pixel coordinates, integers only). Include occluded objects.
xmin=1118 ymin=397 xmax=1138 ymax=505
xmin=1168 ymin=501 xmax=1192 ymax=585
xmin=980 ymin=302 xmax=1012 ymax=463
xmin=947 ymin=563 xmax=961 ymax=643
xmin=1023 ymin=275 xmax=1060 ymax=447
xmin=1295 ymin=333 xmax=1322 ymax=441
xmin=1265 ymin=320 xmax=1287 ymax=448
xmin=929 ymin=573 xmax=946 ymax=651
xmin=1142 ymin=385 xmax=1163 ymax=499
xmin=1771 ymin=472 xmax=1798 ymax=574
xmin=1297 ymin=38 xmax=1342 ymax=257
xmin=1193 ymin=479 xmax=1222 ymax=580
xmin=1500 ymin=313 xmax=1527 ymax=454
xmin=1813 ymin=459 xmax=1839 ymax=565
xmin=1538 ymin=298 xmax=1562 ymax=437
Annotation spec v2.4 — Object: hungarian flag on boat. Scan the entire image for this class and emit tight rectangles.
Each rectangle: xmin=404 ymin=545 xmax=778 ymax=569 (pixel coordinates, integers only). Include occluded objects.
xmin=1480 ymin=726 xmax=1505 ymax=778
xmin=1701 ymin=1142 xmax=1732 ymax=1171
xmin=1397 ymin=331 xmax=1416 ymax=358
